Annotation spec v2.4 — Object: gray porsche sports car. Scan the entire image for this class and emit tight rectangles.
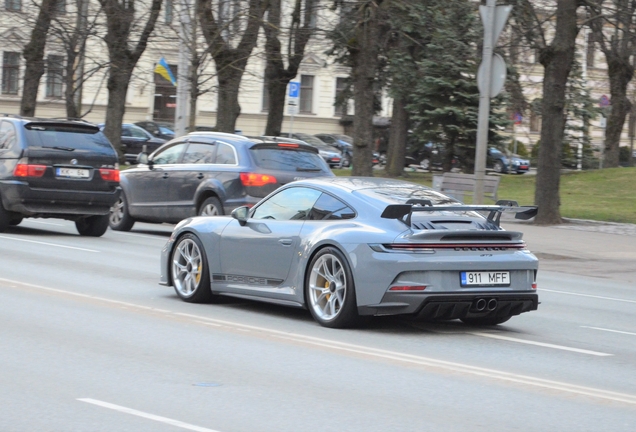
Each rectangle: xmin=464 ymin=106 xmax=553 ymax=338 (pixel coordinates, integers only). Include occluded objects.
xmin=160 ymin=177 xmax=539 ymax=328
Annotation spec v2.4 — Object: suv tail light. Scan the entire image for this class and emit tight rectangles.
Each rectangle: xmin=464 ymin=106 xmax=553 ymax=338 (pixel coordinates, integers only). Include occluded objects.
xmin=14 ymin=158 xmax=46 ymax=177
xmin=240 ymin=172 xmax=277 ymax=187
xmin=99 ymin=168 xmax=120 ymax=182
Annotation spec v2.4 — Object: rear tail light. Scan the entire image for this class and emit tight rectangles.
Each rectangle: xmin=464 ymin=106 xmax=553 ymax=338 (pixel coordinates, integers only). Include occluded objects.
xmin=14 ymin=159 xmax=47 ymax=177
xmin=389 ymin=285 xmax=427 ymax=291
xmin=240 ymin=172 xmax=277 ymax=187
xmin=99 ymin=168 xmax=120 ymax=182
xmin=277 ymin=143 xmax=299 ymax=148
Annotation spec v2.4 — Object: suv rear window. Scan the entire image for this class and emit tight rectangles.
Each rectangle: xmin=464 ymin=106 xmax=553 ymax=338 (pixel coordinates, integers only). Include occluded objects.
xmin=23 ymin=123 xmax=113 ymax=150
xmin=250 ymin=148 xmax=329 ymax=172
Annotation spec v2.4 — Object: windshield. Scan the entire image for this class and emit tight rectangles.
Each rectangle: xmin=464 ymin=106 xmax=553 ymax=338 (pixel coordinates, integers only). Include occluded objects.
xmin=293 ymin=133 xmax=328 ymax=147
xmin=334 ymin=134 xmax=353 ymax=144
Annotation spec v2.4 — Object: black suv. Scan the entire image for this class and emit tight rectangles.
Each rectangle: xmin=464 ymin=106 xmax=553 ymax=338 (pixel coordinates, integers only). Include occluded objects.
xmin=0 ymin=116 xmax=121 ymax=236
xmin=109 ymin=132 xmax=333 ymax=231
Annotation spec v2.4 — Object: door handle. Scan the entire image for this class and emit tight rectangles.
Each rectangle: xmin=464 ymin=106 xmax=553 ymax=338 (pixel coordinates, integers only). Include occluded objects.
xmin=196 ymin=173 xmax=204 ymax=179
xmin=278 ymin=239 xmax=293 ymax=246
xmin=162 ymin=173 xmax=169 ymax=179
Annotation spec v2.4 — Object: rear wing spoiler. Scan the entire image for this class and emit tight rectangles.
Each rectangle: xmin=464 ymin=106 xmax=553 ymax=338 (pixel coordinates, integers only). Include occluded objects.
xmin=381 ymin=199 xmax=538 ymax=228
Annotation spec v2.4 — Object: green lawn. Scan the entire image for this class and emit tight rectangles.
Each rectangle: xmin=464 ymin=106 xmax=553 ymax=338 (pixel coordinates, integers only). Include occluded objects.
xmin=332 ymin=167 xmax=636 ymax=224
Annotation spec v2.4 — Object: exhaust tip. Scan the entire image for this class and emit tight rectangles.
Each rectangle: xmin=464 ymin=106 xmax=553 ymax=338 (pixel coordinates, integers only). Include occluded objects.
xmin=487 ymin=298 xmax=498 ymax=311
xmin=475 ymin=298 xmax=487 ymax=311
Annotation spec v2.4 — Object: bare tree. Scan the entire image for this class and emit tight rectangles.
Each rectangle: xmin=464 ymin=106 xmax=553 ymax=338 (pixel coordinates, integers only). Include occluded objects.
xmin=587 ymin=0 xmax=636 ymax=168
xmin=512 ymin=0 xmax=583 ymax=224
xmin=20 ymin=0 xmax=59 ymax=117
xmin=98 ymin=0 xmax=162 ymax=158
xmin=197 ymin=0 xmax=269 ymax=133
xmin=262 ymin=0 xmax=318 ymax=135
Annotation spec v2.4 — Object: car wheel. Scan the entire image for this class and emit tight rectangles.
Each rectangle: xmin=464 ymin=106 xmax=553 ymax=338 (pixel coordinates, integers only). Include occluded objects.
xmin=341 ymin=155 xmax=351 ymax=168
xmin=305 ymin=247 xmax=359 ymax=328
xmin=461 ymin=315 xmax=512 ymax=326
xmin=109 ymin=194 xmax=135 ymax=231
xmin=9 ymin=215 xmax=23 ymax=226
xmin=0 ymin=204 xmax=10 ymax=233
xmin=171 ymin=233 xmax=214 ymax=303
xmin=493 ymin=161 xmax=504 ymax=174
xmin=420 ymin=158 xmax=431 ymax=170
xmin=199 ymin=197 xmax=223 ymax=216
xmin=75 ymin=215 xmax=110 ymax=237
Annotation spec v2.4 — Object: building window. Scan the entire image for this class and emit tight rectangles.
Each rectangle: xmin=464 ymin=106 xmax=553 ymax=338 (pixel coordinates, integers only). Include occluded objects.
xmin=261 ymin=75 xmax=269 ymax=112
xmin=334 ymin=77 xmax=348 ymax=116
xmin=46 ymin=55 xmax=64 ymax=98
xmin=299 ymin=75 xmax=314 ymax=114
xmin=5 ymin=0 xmax=21 ymax=11
xmin=165 ymin=0 xmax=173 ymax=24
xmin=586 ymin=32 xmax=595 ymax=69
xmin=2 ymin=52 xmax=20 ymax=95
xmin=55 ymin=0 xmax=66 ymax=14
xmin=530 ymin=111 xmax=541 ymax=133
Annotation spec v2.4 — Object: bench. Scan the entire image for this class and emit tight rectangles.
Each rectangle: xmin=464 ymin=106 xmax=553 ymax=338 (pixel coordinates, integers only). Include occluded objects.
xmin=436 ymin=172 xmax=501 ymax=202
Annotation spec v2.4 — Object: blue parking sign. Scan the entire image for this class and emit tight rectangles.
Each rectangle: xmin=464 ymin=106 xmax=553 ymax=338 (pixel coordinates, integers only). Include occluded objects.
xmin=288 ymin=81 xmax=300 ymax=98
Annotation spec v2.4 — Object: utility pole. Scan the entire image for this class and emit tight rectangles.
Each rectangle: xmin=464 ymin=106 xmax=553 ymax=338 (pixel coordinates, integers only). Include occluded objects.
xmin=474 ymin=0 xmax=511 ymax=204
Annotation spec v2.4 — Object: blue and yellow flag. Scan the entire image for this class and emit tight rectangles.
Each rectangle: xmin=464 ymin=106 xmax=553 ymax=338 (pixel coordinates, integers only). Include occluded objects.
xmin=154 ymin=57 xmax=176 ymax=86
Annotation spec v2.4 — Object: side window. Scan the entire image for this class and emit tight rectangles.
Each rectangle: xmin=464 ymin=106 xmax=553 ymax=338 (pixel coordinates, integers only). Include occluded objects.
xmin=130 ymin=125 xmax=149 ymax=139
xmin=215 ymin=142 xmax=237 ymax=164
xmin=308 ymin=193 xmax=356 ymax=220
xmin=121 ymin=126 xmax=132 ymax=137
xmin=183 ymin=143 xmax=216 ymax=164
xmin=0 ymin=121 xmax=17 ymax=150
xmin=252 ymin=187 xmax=322 ymax=221
xmin=152 ymin=143 xmax=187 ymax=165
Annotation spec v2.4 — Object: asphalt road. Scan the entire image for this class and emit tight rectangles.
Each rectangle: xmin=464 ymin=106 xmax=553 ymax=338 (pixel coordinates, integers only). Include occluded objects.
xmin=1 ymin=219 xmax=636 ymax=431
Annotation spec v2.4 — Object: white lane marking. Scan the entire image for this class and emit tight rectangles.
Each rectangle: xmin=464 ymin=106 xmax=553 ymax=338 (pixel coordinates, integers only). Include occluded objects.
xmin=3 ymin=278 xmax=636 ymax=406
xmin=78 ymin=398 xmax=221 ymax=432
xmin=0 ymin=235 xmax=99 ymax=252
xmin=542 ymin=289 xmax=636 ymax=304
xmin=582 ymin=326 xmax=636 ymax=337
xmin=470 ymin=332 xmax=612 ymax=357
xmin=111 ymin=231 xmax=171 ymax=241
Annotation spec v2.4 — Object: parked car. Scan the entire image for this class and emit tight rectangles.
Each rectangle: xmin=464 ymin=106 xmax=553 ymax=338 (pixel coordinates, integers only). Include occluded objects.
xmin=99 ymin=123 xmax=167 ymax=163
xmin=160 ymin=177 xmax=539 ymax=328
xmin=407 ymin=142 xmax=461 ymax=171
xmin=260 ymin=135 xmax=342 ymax=168
xmin=283 ymin=132 xmax=380 ymax=166
xmin=0 ymin=116 xmax=120 ymax=236
xmin=314 ymin=133 xmax=354 ymax=167
xmin=109 ymin=132 xmax=333 ymax=231
xmin=488 ymin=147 xmax=530 ymax=174
xmin=134 ymin=121 xmax=175 ymax=140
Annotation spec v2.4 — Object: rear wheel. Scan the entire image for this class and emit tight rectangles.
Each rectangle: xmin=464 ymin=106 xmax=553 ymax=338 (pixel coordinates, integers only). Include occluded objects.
xmin=75 ymin=215 xmax=109 ymax=237
xmin=306 ymin=247 xmax=359 ymax=328
xmin=0 ymin=204 xmax=10 ymax=232
xmin=109 ymin=194 xmax=135 ymax=231
xmin=171 ymin=233 xmax=214 ymax=303
xmin=9 ymin=215 xmax=23 ymax=226
xmin=199 ymin=197 xmax=223 ymax=216
xmin=461 ymin=315 xmax=511 ymax=326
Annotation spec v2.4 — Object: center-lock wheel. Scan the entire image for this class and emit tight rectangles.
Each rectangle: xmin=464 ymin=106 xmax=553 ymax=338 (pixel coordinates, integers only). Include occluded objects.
xmin=306 ymin=247 xmax=359 ymax=328
xmin=171 ymin=233 xmax=214 ymax=303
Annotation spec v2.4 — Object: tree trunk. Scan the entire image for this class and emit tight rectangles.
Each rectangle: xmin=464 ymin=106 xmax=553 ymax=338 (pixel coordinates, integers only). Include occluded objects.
xmin=20 ymin=0 xmax=58 ymax=117
xmin=64 ymin=50 xmax=79 ymax=119
xmin=534 ymin=0 xmax=580 ymax=225
xmin=215 ymin=63 xmax=242 ymax=132
xmin=385 ymin=97 xmax=408 ymax=177
xmin=103 ymin=68 xmax=133 ymax=161
xmin=265 ymin=76 xmax=288 ymax=135
xmin=350 ymin=1 xmax=386 ymax=177
xmin=603 ymin=57 xmax=633 ymax=167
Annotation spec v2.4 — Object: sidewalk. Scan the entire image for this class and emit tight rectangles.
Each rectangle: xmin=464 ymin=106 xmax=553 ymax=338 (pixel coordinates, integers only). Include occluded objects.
xmin=502 ymin=218 xmax=636 ymax=284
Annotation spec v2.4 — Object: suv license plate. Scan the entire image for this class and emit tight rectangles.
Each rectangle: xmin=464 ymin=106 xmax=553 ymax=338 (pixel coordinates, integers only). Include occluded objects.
xmin=56 ymin=168 xmax=90 ymax=179
xmin=461 ymin=271 xmax=510 ymax=287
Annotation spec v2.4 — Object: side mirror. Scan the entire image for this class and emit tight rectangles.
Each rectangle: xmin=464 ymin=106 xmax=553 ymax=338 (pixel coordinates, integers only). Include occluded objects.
xmin=231 ymin=206 xmax=249 ymax=226
xmin=136 ymin=152 xmax=150 ymax=166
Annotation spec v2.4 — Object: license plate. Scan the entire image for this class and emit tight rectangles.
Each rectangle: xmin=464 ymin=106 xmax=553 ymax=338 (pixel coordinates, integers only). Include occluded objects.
xmin=519 ymin=165 xmax=528 ymax=169
xmin=460 ymin=271 xmax=510 ymax=287
xmin=56 ymin=168 xmax=90 ymax=179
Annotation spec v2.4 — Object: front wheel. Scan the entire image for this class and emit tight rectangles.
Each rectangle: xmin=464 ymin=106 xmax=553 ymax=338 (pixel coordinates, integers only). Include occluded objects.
xmin=75 ymin=215 xmax=109 ymax=237
xmin=305 ymin=247 xmax=359 ymax=328
xmin=199 ymin=197 xmax=223 ymax=216
xmin=171 ymin=233 xmax=214 ymax=303
xmin=461 ymin=315 xmax=511 ymax=326
xmin=493 ymin=161 xmax=504 ymax=174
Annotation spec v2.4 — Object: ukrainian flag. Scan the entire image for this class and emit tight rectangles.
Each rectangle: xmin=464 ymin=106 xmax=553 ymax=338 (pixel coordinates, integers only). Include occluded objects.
xmin=154 ymin=57 xmax=176 ymax=86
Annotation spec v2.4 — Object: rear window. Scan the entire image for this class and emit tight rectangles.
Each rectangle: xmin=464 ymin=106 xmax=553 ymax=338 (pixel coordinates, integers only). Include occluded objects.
xmin=250 ymin=148 xmax=330 ymax=172
xmin=355 ymin=186 xmax=459 ymax=206
xmin=23 ymin=123 xmax=113 ymax=151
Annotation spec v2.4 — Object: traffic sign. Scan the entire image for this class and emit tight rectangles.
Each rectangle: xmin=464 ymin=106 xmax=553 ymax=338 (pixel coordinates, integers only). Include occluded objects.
xmin=288 ymin=81 xmax=300 ymax=99
xmin=599 ymin=94 xmax=610 ymax=107
xmin=477 ymin=53 xmax=507 ymax=98
xmin=288 ymin=104 xmax=299 ymax=115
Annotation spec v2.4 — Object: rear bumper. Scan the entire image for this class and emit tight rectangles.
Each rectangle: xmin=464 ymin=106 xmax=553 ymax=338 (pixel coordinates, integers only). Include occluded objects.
xmin=0 ymin=180 xmax=121 ymax=217
xmin=358 ymin=291 xmax=538 ymax=320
